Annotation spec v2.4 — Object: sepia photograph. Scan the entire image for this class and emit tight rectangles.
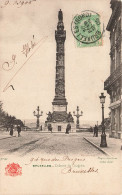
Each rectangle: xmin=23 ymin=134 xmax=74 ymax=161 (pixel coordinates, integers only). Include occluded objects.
xmin=0 ymin=0 xmax=121 ymax=194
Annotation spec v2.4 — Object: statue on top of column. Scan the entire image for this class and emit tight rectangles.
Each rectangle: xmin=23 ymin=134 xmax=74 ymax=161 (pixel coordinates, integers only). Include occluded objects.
xmin=57 ymin=9 xmax=64 ymax=32
xmin=58 ymin=9 xmax=63 ymax=21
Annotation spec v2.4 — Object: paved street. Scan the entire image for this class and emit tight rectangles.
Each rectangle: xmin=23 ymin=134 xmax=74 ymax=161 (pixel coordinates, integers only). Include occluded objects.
xmin=0 ymin=131 xmax=106 ymax=157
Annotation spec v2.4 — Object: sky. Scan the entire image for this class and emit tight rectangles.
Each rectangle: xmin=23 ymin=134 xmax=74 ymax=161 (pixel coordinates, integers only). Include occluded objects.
xmin=0 ymin=0 xmax=111 ymax=124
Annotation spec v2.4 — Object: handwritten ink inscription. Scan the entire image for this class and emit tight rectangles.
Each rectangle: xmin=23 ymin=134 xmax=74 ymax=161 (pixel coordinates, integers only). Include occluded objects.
xmin=2 ymin=55 xmax=17 ymax=71
xmin=2 ymin=36 xmax=36 ymax=73
xmin=25 ymin=155 xmax=86 ymax=166
xmin=1 ymin=0 xmax=36 ymax=8
xmin=61 ymin=166 xmax=98 ymax=174
xmin=1 ymin=36 xmax=48 ymax=92
xmin=21 ymin=36 xmax=37 ymax=57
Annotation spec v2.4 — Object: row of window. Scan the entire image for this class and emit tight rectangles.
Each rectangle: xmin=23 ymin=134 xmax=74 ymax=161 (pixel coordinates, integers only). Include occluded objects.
xmin=110 ymin=85 xmax=121 ymax=103
xmin=110 ymin=16 xmax=121 ymax=74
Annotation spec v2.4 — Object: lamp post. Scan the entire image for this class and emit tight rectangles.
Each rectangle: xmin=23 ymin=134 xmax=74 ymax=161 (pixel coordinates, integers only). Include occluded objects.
xmin=73 ymin=106 xmax=83 ymax=129
xmin=33 ymin=106 xmax=43 ymax=129
xmin=99 ymin=93 xmax=107 ymax=147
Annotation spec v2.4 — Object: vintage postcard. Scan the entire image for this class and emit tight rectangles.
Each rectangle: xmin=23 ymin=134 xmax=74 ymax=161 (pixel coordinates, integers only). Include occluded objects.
xmin=0 ymin=0 xmax=122 ymax=194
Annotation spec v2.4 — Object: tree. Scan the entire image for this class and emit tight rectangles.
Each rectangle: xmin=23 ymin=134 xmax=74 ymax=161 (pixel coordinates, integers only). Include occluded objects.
xmin=0 ymin=101 xmax=6 ymax=126
xmin=0 ymin=101 xmax=24 ymax=129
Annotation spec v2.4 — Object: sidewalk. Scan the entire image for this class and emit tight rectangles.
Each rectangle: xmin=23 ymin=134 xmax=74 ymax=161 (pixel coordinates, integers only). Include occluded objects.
xmin=83 ymin=132 xmax=122 ymax=157
xmin=0 ymin=131 xmax=16 ymax=140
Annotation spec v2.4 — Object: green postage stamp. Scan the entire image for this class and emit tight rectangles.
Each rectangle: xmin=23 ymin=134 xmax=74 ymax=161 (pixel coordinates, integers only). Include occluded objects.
xmin=71 ymin=10 xmax=103 ymax=47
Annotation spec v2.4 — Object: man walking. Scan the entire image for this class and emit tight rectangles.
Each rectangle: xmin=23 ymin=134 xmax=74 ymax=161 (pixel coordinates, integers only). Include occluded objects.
xmin=10 ymin=124 xmax=14 ymax=136
xmin=17 ymin=125 xmax=21 ymax=137
xmin=96 ymin=125 xmax=98 ymax=137
xmin=65 ymin=123 xmax=71 ymax=134
xmin=93 ymin=125 xmax=98 ymax=137
xmin=48 ymin=124 xmax=52 ymax=133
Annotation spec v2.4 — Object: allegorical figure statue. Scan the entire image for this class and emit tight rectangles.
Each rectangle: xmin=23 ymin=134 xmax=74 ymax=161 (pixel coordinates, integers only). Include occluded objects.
xmin=67 ymin=112 xmax=74 ymax=122
xmin=46 ymin=112 xmax=52 ymax=122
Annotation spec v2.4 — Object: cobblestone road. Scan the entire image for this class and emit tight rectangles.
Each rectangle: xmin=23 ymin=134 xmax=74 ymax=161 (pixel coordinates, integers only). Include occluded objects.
xmin=0 ymin=131 xmax=105 ymax=156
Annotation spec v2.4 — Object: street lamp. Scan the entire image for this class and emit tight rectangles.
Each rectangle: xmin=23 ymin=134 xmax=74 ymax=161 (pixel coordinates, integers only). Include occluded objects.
xmin=99 ymin=93 xmax=107 ymax=147
xmin=73 ymin=106 xmax=83 ymax=129
xmin=33 ymin=106 xmax=43 ymax=129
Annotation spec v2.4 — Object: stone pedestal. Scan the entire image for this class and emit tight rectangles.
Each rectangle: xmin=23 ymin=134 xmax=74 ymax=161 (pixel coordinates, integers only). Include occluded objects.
xmin=45 ymin=122 xmax=76 ymax=133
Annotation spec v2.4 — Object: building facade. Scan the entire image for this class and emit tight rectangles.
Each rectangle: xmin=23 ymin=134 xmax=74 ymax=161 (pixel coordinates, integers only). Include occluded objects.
xmin=104 ymin=0 xmax=122 ymax=138
xmin=45 ymin=10 xmax=75 ymax=132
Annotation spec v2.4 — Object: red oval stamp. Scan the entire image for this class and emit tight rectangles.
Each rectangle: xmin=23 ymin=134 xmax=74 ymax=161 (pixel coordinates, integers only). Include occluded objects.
xmin=5 ymin=163 xmax=22 ymax=177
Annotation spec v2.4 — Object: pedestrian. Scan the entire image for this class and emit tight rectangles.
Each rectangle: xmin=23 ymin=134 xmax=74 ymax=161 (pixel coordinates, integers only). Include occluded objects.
xmin=10 ymin=125 xmax=14 ymax=136
xmin=96 ymin=125 xmax=98 ymax=137
xmin=65 ymin=125 xmax=69 ymax=134
xmin=94 ymin=125 xmax=98 ymax=137
xmin=48 ymin=124 xmax=52 ymax=133
xmin=17 ymin=125 xmax=21 ymax=137
xmin=40 ymin=125 xmax=42 ymax=131
xmin=93 ymin=125 xmax=96 ymax=137
xmin=65 ymin=123 xmax=71 ymax=134
xmin=68 ymin=123 xmax=71 ymax=133
xmin=50 ymin=124 xmax=52 ymax=133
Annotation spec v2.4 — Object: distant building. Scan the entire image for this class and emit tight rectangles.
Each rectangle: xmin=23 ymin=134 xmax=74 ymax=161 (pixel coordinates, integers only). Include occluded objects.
xmin=104 ymin=0 xmax=122 ymax=138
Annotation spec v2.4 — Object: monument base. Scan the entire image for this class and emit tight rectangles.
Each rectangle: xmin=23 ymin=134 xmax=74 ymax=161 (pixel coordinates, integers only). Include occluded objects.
xmin=45 ymin=110 xmax=74 ymax=133
xmin=45 ymin=122 xmax=76 ymax=133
